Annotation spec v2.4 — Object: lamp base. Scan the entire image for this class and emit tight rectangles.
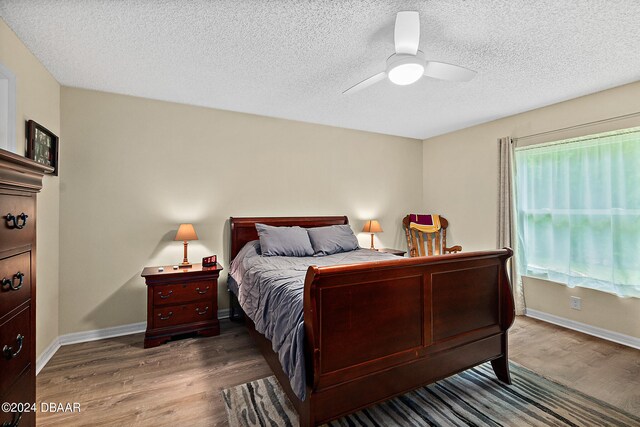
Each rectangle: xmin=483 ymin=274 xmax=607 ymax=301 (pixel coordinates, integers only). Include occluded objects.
xmin=180 ymin=241 xmax=192 ymax=268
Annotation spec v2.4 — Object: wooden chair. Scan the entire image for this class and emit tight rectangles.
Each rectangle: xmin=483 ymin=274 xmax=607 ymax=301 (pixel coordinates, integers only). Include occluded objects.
xmin=402 ymin=214 xmax=462 ymax=257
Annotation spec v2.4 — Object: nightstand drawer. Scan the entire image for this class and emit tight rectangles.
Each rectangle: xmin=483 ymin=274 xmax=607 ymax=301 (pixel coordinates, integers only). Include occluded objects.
xmin=153 ymin=281 xmax=215 ymax=306
xmin=153 ymin=301 xmax=214 ymax=328
xmin=0 ymin=305 xmax=31 ymax=393
xmin=0 ymin=193 xmax=35 ymax=253
xmin=0 ymin=252 xmax=31 ymax=318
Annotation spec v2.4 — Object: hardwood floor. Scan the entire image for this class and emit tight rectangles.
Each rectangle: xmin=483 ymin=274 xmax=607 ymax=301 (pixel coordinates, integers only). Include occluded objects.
xmin=510 ymin=316 xmax=640 ymax=415
xmin=36 ymin=322 xmax=272 ymax=426
xmin=36 ymin=317 xmax=639 ymax=426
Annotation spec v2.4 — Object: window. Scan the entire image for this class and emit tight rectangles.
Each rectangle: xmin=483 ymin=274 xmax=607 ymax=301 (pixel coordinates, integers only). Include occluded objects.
xmin=515 ymin=127 xmax=640 ymax=298
xmin=0 ymin=61 xmax=17 ymax=153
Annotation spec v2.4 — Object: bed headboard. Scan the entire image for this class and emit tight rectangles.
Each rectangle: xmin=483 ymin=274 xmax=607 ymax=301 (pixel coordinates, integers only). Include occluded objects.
xmin=230 ymin=216 xmax=349 ymax=260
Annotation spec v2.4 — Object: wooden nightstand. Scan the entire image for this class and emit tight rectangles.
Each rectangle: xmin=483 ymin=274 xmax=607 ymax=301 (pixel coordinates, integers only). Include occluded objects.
xmin=141 ymin=263 xmax=222 ymax=348
xmin=378 ymin=248 xmax=406 ymax=257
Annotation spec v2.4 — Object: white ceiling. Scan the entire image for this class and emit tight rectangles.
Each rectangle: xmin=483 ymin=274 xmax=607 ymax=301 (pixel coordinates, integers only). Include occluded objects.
xmin=2 ymin=1 xmax=639 ymax=140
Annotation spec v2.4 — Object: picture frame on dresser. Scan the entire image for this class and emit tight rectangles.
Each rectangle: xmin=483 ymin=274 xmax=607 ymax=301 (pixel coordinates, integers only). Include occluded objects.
xmin=26 ymin=120 xmax=59 ymax=176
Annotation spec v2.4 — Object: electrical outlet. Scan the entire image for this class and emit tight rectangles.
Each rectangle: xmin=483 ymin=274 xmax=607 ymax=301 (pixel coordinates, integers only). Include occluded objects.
xmin=570 ymin=296 xmax=581 ymax=310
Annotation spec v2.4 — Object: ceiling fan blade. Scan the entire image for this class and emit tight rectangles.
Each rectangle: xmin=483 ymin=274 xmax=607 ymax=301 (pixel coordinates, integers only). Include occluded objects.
xmin=342 ymin=72 xmax=386 ymax=95
xmin=394 ymin=11 xmax=420 ymax=55
xmin=423 ymin=61 xmax=477 ymax=82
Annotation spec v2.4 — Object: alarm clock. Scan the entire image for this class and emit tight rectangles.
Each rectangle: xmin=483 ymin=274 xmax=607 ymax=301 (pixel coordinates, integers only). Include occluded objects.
xmin=202 ymin=255 xmax=217 ymax=267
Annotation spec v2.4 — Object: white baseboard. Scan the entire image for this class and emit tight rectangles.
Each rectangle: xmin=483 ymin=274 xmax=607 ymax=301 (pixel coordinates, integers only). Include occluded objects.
xmin=525 ymin=308 xmax=640 ymax=350
xmin=36 ymin=337 xmax=61 ymax=375
xmin=36 ymin=308 xmax=232 ymax=375
xmin=60 ymin=321 xmax=148 ymax=346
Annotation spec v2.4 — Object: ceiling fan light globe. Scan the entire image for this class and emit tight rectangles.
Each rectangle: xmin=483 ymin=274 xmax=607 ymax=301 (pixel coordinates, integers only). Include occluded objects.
xmin=388 ymin=63 xmax=424 ymax=85
xmin=385 ymin=52 xmax=426 ymax=86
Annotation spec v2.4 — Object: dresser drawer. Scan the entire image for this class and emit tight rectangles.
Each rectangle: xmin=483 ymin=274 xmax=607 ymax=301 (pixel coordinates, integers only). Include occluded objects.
xmin=0 ymin=252 xmax=31 ymax=318
xmin=153 ymin=280 xmax=215 ymax=306
xmin=0 ymin=306 xmax=31 ymax=393
xmin=0 ymin=366 xmax=35 ymax=427
xmin=153 ymin=301 xmax=214 ymax=329
xmin=0 ymin=193 xmax=36 ymax=253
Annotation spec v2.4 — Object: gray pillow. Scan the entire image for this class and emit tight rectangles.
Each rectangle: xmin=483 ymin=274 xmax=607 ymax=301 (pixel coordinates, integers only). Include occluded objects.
xmin=255 ymin=223 xmax=314 ymax=257
xmin=307 ymin=224 xmax=360 ymax=256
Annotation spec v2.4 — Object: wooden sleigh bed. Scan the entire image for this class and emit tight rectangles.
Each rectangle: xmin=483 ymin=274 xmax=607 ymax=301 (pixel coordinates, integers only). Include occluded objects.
xmin=229 ymin=216 xmax=515 ymax=427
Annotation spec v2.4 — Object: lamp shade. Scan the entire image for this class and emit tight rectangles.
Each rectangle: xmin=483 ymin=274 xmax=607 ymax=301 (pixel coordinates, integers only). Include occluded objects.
xmin=362 ymin=220 xmax=383 ymax=233
xmin=175 ymin=223 xmax=198 ymax=241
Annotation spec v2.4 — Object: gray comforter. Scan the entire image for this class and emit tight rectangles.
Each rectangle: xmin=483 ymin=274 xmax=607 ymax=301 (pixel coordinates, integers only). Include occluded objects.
xmin=229 ymin=241 xmax=398 ymax=400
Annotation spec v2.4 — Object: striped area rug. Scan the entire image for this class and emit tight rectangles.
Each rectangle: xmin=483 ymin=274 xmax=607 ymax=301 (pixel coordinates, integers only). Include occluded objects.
xmin=222 ymin=362 xmax=639 ymax=426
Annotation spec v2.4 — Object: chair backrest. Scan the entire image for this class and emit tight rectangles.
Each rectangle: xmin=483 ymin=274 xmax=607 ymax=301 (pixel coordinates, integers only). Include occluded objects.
xmin=402 ymin=214 xmax=462 ymax=257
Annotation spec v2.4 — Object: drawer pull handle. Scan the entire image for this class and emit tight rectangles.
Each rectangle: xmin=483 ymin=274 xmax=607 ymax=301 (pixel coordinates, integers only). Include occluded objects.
xmin=2 ymin=409 xmax=23 ymax=427
xmin=5 ymin=213 xmax=28 ymax=230
xmin=158 ymin=290 xmax=173 ymax=299
xmin=158 ymin=311 xmax=173 ymax=320
xmin=11 ymin=272 xmax=24 ymax=290
xmin=2 ymin=272 xmax=24 ymax=291
xmin=195 ymin=307 xmax=209 ymax=315
xmin=2 ymin=334 xmax=24 ymax=360
xmin=195 ymin=286 xmax=209 ymax=295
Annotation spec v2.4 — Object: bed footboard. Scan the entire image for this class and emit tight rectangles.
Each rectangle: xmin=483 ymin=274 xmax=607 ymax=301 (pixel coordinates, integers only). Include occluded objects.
xmin=301 ymin=248 xmax=514 ymax=426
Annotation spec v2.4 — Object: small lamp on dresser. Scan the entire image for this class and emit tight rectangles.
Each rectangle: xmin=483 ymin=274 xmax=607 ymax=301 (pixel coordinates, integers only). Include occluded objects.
xmin=175 ymin=223 xmax=198 ymax=268
xmin=362 ymin=219 xmax=383 ymax=250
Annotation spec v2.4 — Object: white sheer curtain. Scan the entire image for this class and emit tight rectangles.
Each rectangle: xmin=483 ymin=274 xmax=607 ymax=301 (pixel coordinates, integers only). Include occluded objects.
xmin=498 ymin=137 xmax=525 ymax=314
xmin=515 ymin=127 xmax=640 ymax=298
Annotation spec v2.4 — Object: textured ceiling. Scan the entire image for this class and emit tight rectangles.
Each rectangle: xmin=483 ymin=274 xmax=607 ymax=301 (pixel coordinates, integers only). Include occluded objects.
xmin=1 ymin=1 xmax=639 ymax=139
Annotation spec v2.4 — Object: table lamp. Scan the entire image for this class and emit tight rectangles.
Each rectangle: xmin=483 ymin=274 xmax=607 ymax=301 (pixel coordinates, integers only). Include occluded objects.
xmin=362 ymin=220 xmax=382 ymax=250
xmin=175 ymin=223 xmax=198 ymax=268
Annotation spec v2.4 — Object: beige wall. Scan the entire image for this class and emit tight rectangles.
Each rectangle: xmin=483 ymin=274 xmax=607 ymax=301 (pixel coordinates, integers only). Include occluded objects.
xmin=59 ymin=87 xmax=422 ymax=334
xmin=423 ymin=81 xmax=640 ymax=338
xmin=0 ymin=19 xmax=61 ymax=357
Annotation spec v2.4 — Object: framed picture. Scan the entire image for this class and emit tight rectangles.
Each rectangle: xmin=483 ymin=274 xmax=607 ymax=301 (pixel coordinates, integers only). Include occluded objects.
xmin=26 ymin=120 xmax=58 ymax=175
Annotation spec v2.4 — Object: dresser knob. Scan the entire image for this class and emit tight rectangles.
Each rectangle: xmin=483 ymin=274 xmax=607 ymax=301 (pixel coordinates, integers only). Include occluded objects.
xmin=195 ymin=286 xmax=209 ymax=295
xmin=2 ymin=334 xmax=24 ymax=360
xmin=157 ymin=311 xmax=173 ymax=321
xmin=195 ymin=307 xmax=209 ymax=315
xmin=4 ymin=212 xmax=28 ymax=229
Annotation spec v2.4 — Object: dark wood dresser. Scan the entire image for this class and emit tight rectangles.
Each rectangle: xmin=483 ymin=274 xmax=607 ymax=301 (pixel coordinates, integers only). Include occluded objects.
xmin=141 ymin=263 xmax=222 ymax=348
xmin=0 ymin=148 xmax=51 ymax=427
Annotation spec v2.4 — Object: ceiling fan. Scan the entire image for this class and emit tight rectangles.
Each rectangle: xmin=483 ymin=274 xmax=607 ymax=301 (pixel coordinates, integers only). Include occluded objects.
xmin=343 ymin=11 xmax=477 ymax=95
